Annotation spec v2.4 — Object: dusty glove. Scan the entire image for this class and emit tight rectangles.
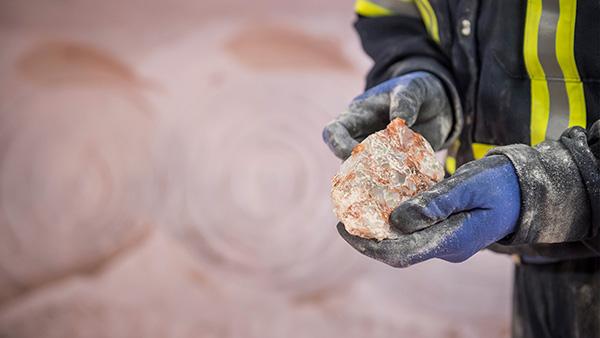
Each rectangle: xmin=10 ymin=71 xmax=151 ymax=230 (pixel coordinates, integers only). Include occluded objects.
xmin=337 ymin=155 xmax=521 ymax=267
xmin=322 ymin=71 xmax=453 ymax=160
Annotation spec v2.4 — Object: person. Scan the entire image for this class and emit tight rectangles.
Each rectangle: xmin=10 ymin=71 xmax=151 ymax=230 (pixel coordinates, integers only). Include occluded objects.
xmin=322 ymin=1 xmax=600 ymax=336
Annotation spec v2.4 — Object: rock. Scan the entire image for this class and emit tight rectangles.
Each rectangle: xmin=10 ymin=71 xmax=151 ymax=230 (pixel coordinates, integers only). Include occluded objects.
xmin=331 ymin=119 xmax=444 ymax=240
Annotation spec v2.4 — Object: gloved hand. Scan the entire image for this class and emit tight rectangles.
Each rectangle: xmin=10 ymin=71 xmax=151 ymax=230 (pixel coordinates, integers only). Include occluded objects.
xmin=337 ymin=155 xmax=521 ymax=267
xmin=322 ymin=71 xmax=453 ymax=160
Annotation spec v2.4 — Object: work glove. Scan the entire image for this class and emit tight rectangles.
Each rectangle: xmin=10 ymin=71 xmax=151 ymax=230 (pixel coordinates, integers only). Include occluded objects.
xmin=337 ymin=155 xmax=521 ymax=267
xmin=322 ymin=71 xmax=453 ymax=160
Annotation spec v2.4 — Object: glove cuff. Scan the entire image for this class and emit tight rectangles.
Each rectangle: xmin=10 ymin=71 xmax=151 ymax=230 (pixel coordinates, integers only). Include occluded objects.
xmin=488 ymin=142 xmax=592 ymax=245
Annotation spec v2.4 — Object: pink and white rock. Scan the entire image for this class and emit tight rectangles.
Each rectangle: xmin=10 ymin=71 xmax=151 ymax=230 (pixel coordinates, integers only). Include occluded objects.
xmin=331 ymin=118 xmax=445 ymax=240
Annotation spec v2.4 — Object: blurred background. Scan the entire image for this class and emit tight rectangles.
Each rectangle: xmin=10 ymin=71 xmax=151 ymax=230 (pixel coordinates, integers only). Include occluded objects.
xmin=0 ymin=1 xmax=512 ymax=337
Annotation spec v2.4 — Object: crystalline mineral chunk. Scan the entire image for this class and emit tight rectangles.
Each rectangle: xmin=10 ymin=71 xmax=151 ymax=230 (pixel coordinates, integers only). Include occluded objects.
xmin=331 ymin=118 xmax=445 ymax=240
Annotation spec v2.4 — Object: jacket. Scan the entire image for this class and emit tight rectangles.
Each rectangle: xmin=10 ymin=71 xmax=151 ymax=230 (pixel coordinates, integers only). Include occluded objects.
xmin=352 ymin=0 xmax=600 ymax=260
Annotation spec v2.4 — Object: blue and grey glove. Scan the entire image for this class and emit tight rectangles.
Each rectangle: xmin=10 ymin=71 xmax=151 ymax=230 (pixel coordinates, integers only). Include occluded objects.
xmin=322 ymin=71 xmax=453 ymax=160
xmin=337 ymin=155 xmax=521 ymax=267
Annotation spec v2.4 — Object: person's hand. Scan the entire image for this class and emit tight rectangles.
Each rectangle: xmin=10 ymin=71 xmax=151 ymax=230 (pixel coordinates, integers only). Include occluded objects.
xmin=337 ymin=155 xmax=521 ymax=267
xmin=322 ymin=71 xmax=452 ymax=160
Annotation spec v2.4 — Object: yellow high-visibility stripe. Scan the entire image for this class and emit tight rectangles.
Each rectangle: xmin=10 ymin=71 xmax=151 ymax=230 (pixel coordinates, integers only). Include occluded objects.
xmin=414 ymin=0 xmax=440 ymax=43
xmin=354 ymin=0 xmax=392 ymax=17
xmin=524 ymin=0 xmax=550 ymax=145
xmin=445 ymin=156 xmax=456 ymax=174
xmin=444 ymin=140 xmax=460 ymax=174
xmin=565 ymin=81 xmax=586 ymax=127
xmin=472 ymin=143 xmax=496 ymax=160
xmin=444 ymin=143 xmax=496 ymax=174
xmin=556 ymin=0 xmax=586 ymax=128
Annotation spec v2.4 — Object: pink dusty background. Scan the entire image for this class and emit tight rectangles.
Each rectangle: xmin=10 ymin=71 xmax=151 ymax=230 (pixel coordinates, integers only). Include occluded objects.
xmin=0 ymin=1 xmax=512 ymax=337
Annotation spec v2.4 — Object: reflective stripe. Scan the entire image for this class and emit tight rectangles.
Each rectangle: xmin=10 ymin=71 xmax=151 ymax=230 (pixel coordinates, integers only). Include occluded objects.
xmin=544 ymin=80 xmax=570 ymax=139
xmin=354 ymin=0 xmax=419 ymax=17
xmin=444 ymin=142 xmax=496 ymax=175
xmin=564 ymin=81 xmax=586 ymax=128
xmin=538 ymin=0 xmax=570 ymax=140
xmin=444 ymin=140 xmax=460 ymax=174
xmin=472 ymin=143 xmax=495 ymax=160
xmin=524 ymin=0 xmax=586 ymax=144
xmin=355 ymin=0 xmax=439 ymax=42
xmin=538 ymin=0 xmax=562 ymax=79
xmin=556 ymin=0 xmax=586 ymax=128
xmin=524 ymin=0 xmax=550 ymax=145
xmin=414 ymin=0 xmax=440 ymax=43
xmin=355 ymin=0 xmax=392 ymax=16
xmin=445 ymin=155 xmax=456 ymax=174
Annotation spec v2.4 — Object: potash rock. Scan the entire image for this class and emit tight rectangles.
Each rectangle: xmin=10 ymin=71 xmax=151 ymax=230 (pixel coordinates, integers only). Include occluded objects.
xmin=331 ymin=118 xmax=444 ymax=240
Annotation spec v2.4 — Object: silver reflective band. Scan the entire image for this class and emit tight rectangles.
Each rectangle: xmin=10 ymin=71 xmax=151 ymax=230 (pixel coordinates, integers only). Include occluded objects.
xmin=537 ymin=0 xmax=570 ymax=140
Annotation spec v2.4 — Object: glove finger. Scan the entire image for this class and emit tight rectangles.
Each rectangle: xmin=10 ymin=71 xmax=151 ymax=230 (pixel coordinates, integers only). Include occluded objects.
xmin=336 ymin=109 xmax=388 ymax=140
xmin=401 ymin=212 xmax=468 ymax=265
xmin=389 ymin=163 xmax=487 ymax=234
xmin=350 ymin=86 xmax=391 ymax=115
xmin=410 ymin=114 xmax=452 ymax=151
xmin=342 ymin=89 xmax=393 ymax=136
xmin=412 ymin=74 xmax=449 ymax=122
xmin=323 ymin=89 xmax=392 ymax=160
xmin=341 ymin=79 xmax=403 ymax=138
xmin=389 ymin=178 xmax=459 ymax=234
xmin=336 ymin=222 xmax=407 ymax=267
xmin=435 ymin=211 xmax=494 ymax=263
xmin=390 ymin=156 xmax=512 ymax=234
xmin=388 ymin=72 xmax=437 ymax=125
xmin=322 ymin=121 xmax=359 ymax=160
xmin=389 ymin=87 xmax=422 ymax=126
xmin=337 ymin=216 xmax=464 ymax=268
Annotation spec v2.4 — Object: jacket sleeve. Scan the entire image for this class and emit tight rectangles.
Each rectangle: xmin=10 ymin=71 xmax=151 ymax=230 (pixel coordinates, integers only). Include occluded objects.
xmin=488 ymin=121 xmax=600 ymax=256
xmin=354 ymin=3 xmax=463 ymax=149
